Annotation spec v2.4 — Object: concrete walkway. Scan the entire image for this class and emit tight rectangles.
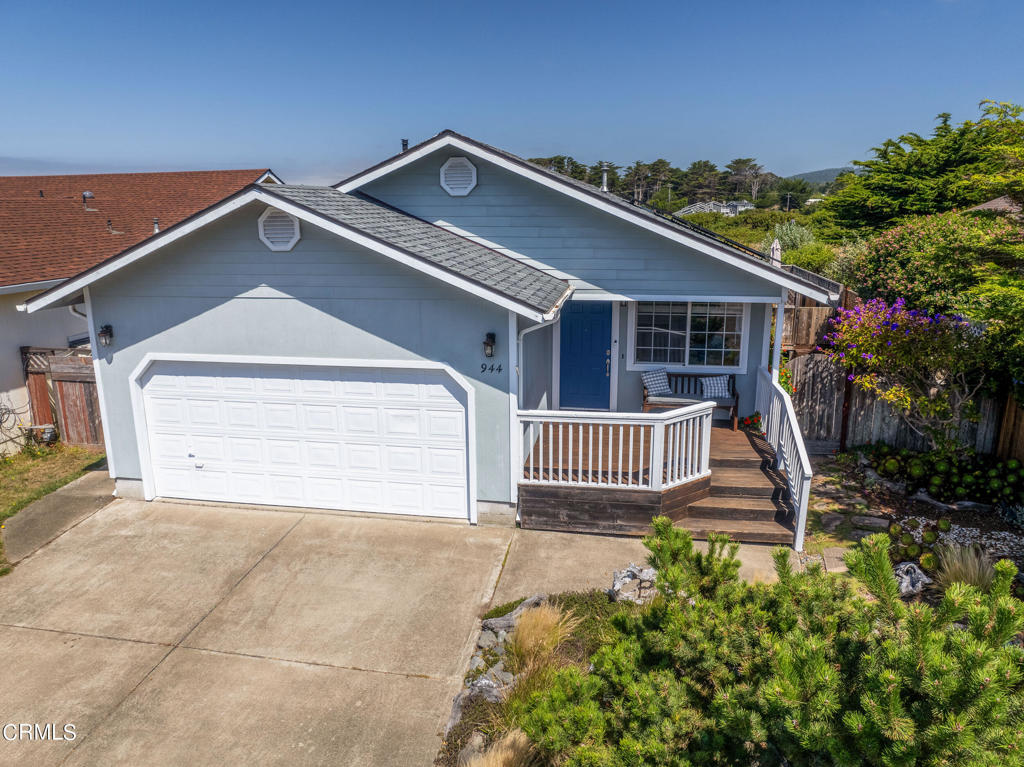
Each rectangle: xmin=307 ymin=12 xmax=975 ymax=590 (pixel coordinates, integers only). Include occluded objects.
xmin=0 ymin=498 xmax=790 ymax=765
xmin=2 ymin=467 xmax=115 ymax=564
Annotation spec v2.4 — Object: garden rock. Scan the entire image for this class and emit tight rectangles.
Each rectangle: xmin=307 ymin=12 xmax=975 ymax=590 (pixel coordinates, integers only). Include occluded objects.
xmin=820 ymin=512 xmax=845 ymax=533
xmin=953 ymin=500 xmax=995 ymax=513
xmin=481 ymin=594 xmax=546 ymax=633
xmin=468 ymin=654 xmax=485 ymax=671
xmin=851 ymin=515 xmax=889 ymax=530
xmin=476 ymin=630 xmax=498 ymax=649
xmin=910 ymin=490 xmax=954 ymax=512
xmin=608 ymin=563 xmax=658 ymax=604
xmin=847 ymin=528 xmax=875 ymax=542
xmin=457 ymin=732 xmax=486 ymax=767
xmin=894 ymin=561 xmax=932 ymax=596
xmin=467 ymin=677 xmax=503 ymax=703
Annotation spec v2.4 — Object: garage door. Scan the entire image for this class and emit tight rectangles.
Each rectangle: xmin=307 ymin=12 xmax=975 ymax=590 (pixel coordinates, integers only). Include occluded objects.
xmin=139 ymin=361 xmax=470 ymax=519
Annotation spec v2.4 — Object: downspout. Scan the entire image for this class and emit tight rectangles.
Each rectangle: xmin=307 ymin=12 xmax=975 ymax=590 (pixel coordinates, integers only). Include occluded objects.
xmin=69 ymin=303 xmax=87 ymax=320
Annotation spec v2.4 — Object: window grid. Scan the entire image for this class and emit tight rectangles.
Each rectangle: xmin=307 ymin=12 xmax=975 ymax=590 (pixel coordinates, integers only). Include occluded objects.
xmin=634 ymin=302 xmax=744 ymax=368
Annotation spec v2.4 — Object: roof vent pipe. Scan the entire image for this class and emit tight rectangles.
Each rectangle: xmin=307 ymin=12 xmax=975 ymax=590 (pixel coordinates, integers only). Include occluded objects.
xmin=401 ymin=138 xmax=409 ymax=152
xmin=600 ymin=162 xmax=609 ymax=192
xmin=153 ymin=217 xmax=159 ymax=234
xmin=82 ymin=190 xmax=95 ymax=210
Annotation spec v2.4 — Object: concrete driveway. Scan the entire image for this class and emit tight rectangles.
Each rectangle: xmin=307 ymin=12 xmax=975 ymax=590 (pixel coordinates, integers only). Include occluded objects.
xmin=0 ymin=500 xmax=515 ymax=766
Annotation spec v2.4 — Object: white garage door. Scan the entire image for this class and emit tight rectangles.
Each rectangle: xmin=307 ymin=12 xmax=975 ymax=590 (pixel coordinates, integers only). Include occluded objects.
xmin=140 ymin=361 xmax=470 ymax=519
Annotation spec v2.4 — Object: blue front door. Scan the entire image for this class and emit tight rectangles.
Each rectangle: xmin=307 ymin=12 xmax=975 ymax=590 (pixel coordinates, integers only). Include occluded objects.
xmin=559 ymin=302 xmax=612 ymax=409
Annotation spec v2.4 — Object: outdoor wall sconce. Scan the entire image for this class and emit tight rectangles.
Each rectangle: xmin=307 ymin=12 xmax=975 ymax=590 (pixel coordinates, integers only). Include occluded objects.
xmin=97 ymin=324 xmax=114 ymax=347
xmin=483 ymin=332 xmax=496 ymax=358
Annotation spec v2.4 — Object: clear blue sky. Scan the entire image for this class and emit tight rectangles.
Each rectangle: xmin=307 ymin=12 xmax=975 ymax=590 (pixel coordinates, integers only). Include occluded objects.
xmin=2 ymin=0 xmax=1021 ymax=183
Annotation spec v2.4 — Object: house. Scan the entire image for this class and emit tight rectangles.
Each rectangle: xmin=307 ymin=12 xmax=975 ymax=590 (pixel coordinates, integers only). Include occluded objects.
xmin=24 ymin=131 xmax=839 ymax=549
xmin=675 ymin=199 xmax=754 ymax=217
xmin=967 ymin=195 xmax=1022 ymax=215
xmin=0 ymin=169 xmax=280 ymax=451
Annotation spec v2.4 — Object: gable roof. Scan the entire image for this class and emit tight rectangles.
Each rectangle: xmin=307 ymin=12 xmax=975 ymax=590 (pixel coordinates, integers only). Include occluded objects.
xmin=25 ymin=185 xmax=572 ymax=321
xmin=967 ymin=195 xmax=1022 ymax=214
xmin=335 ymin=130 xmax=838 ymax=304
xmin=0 ymin=169 xmax=278 ymax=290
xmin=265 ymin=185 xmax=570 ymax=315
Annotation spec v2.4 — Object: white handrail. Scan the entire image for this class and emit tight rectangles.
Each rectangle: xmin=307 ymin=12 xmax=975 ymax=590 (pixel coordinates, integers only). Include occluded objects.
xmin=756 ymin=367 xmax=812 ymax=550
xmin=518 ymin=402 xmax=714 ymax=491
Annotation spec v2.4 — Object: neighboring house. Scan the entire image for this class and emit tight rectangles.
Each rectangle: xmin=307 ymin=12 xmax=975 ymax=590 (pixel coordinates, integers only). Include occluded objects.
xmin=675 ymin=199 xmax=754 ymax=217
xmin=0 ymin=169 xmax=280 ymax=451
xmin=25 ymin=131 xmax=839 ymax=549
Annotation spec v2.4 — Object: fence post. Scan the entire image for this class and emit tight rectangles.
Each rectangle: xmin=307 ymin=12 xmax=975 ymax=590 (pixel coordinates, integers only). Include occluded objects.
xmin=650 ymin=419 xmax=665 ymax=491
xmin=701 ymin=412 xmax=712 ymax=474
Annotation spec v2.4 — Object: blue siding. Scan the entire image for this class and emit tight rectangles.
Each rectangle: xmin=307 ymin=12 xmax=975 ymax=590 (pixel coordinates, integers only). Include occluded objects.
xmin=89 ymin=203 xmax=514 ymax=503
xmin=361 ymin=153 xmax=780 ymax=299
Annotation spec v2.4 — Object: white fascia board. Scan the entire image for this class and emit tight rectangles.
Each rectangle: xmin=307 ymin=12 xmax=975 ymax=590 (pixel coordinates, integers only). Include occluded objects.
xmin=256 ymin=170 xmax=284 ymax=184
xmin=338 ymin=135 xmax=830 ymax=304
xmin=2 ymin=278 xmax=66 ymax=297
xmin=25 ymin=187 xmax=551 ymax=322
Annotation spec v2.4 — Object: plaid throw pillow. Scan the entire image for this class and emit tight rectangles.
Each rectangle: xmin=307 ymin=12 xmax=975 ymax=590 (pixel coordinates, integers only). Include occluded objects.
xmin=641 ymin=368 xmax=672 ymax=396
xmin=699 ymin=375 xmax=731 ymax=399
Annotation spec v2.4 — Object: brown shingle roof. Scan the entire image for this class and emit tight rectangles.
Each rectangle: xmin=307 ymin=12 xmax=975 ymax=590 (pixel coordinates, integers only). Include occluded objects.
xmin=0 ymin=169 xmax=272 ymax=287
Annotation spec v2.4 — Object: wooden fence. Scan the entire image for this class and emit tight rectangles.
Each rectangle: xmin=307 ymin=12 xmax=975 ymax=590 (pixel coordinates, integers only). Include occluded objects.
xmin=21 ymin=347 xmax=104 ymax=448
xmin=785 ymin=354 xmax=1001 ymax=454
xmin=997 ymin=393 xmax=1024 ymax=462
xmin=782 ymin=287 xmax=857 ymax=355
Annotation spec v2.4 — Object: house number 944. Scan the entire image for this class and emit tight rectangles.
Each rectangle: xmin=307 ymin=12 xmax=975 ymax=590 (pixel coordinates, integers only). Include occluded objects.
xmin=480 ymin=363 xmax=503 ymax=373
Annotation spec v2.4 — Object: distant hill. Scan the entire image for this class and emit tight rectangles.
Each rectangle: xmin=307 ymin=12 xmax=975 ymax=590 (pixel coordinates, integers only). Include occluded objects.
xmin=787 ymin=167 xmax=856 ymax=184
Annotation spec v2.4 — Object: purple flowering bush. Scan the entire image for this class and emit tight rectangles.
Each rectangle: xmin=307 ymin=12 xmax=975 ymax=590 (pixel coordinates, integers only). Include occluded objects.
xmin=820 ymin=298 xmax=989 ymax=450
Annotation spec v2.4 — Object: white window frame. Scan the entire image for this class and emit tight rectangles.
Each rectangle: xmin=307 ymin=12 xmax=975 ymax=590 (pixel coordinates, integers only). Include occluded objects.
xmin=258 ymin=207 xmax=301 ymax=251
xmin=439 ymin=156 xmax=478 ymax=196
xmin=626 ymin=301 xmax=750 ymax=374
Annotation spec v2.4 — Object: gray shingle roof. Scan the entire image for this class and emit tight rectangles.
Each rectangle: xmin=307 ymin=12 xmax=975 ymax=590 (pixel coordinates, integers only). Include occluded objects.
xmin=261 ymin=184 xmax=569 ymax=315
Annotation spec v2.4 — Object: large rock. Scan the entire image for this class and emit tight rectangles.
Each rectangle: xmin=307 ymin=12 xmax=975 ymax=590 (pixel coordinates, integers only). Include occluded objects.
xmin=820 ymin=512 xmax=845 ymax=533
xmin=476 ymin=630 xmax=498 ymax=649
xmin=894 ymin=561 xmax=932 ymax=596
xmin=608 ymin=563 xmax=658 ymax=604
xmin=851 ymin=515 xmax=889 ymax=531
xmin=457 ymin=732 xmax=486 ymax=767
xmin=482 ymin=594 xmax=546 ymax=633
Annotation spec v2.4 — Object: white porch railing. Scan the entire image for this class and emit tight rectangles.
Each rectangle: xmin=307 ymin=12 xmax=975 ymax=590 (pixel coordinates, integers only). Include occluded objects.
xmin=518 ymin=402 xmax=714 ymax=491
xmin=755 ymin=367 xmax=812 ymax=550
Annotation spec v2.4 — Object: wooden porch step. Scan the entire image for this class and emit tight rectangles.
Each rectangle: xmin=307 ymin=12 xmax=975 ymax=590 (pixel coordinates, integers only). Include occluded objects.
xmin=677 ymin=516 xmax=794 ymax=544
xmin=687 ymin=495 xmax=780 ymax=521
xmin=709 ymin=455 xmax=765 ymax=469
xmin=709 ymin=467 xmax=776 ymax=498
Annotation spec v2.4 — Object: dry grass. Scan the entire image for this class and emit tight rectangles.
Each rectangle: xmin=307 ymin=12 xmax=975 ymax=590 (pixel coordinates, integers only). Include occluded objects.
xmin=935 ymin=544 xmax=996 ymax=592
xmin=0 ymin=445 xmax=105 ymax=574
xmin=465 ymin=730 xmax=539 ymax=767
xmin=505 ymin=604 xmax=580 ymax=676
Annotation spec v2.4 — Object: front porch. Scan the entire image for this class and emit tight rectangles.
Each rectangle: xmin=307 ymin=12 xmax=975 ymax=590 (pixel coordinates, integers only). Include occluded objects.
xmin=516 ymin=410 xmax=796 ymax=543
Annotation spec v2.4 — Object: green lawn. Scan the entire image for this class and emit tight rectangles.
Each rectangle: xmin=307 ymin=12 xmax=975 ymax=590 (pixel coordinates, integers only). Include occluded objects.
xmin=0 ymin=444 xmax=106 ymax=573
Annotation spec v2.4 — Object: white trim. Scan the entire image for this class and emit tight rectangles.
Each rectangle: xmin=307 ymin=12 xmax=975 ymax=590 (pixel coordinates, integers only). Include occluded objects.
xmin=1 ymin=278 xmax=66 ymax=296
xmin=570 ymin=291 xmax=784 ymax=303
xmin=335 ymin=134 xmax=831 ymax=303
xmin=760 ymin=302 xmax=772 ymax=369
xmin=257 ymin=207 xmax=301 ymax=251
xmin=24 ymin=187 xmax=554 ymax=322
xmin=128 ymin=353 xmax=478 ymax=524
xmin=507 ymin=311 xmax=519 ymax=505
xmin=551 ymin=317 xmax=560 ymax=410
xmin=625 ymin=301 xmax=751 ymax=374
xmin=772 ymin=289 xmax=786 ymax=383
xmin=439 ymin=157 xmax=477 ymax=196
xmin=256 ymin=170 xmax=284 ymax=184
xmin=83 ymin=287 xmax=117 ymax=479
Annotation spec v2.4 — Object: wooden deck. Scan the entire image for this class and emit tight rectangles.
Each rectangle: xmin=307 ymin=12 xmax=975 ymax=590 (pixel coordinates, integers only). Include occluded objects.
xmin=518 ymin=425 xmax=796 ymax=544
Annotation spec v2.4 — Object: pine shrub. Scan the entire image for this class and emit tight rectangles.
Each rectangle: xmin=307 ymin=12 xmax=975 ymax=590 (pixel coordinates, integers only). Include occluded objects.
xmin=517 ymin=520 xmax=1024 ymax=766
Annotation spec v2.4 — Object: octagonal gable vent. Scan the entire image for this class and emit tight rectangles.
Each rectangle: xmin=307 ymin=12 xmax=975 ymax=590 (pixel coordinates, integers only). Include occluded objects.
xmin=440 ymin=157 xmax=477 ymax=196
xmin=258 ymin=207 xmax=301 ymax=251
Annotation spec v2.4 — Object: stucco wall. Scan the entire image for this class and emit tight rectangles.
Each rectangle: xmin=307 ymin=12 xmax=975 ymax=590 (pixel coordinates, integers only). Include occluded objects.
xmin=518 ymin=318 xmax=552 ymax=412
xmin=88 ymin=202 xmax=514 ymax=503
xmin=0 ymin=291 xmax=87 ymax=453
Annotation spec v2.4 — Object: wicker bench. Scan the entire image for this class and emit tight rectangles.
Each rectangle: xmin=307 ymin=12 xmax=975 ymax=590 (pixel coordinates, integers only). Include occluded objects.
xmin=641 ymin=373 xmax=739 ymax=430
